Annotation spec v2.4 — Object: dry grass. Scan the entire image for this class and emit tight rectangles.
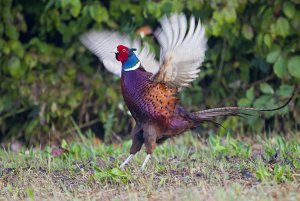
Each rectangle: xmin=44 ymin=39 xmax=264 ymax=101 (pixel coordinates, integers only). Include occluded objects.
xmin=0 ymin=132 xmax=299 ymax=201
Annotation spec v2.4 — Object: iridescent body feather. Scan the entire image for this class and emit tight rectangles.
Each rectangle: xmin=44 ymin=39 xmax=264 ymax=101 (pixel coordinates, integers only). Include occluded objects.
xmin=122 ymin=66 xmax=194 ymax=145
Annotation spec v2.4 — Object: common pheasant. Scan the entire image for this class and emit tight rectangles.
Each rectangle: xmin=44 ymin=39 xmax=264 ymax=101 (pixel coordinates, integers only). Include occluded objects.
xmin=81 ymin=13 xmax=292 ymax=170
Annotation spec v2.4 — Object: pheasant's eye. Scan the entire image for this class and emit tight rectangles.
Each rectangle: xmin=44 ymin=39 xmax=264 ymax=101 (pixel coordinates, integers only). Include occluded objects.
xmin=122 ymin=49 xmax=126 ymax=53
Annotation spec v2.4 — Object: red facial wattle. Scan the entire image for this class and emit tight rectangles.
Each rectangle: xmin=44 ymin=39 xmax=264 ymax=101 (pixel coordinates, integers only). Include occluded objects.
xmin=116 ymin=45 xmax=129 ymax=62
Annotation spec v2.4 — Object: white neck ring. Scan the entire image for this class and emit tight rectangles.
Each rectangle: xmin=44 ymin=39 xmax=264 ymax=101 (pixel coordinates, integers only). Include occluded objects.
xmin=124 ymin=61 xmax=140 ymax=71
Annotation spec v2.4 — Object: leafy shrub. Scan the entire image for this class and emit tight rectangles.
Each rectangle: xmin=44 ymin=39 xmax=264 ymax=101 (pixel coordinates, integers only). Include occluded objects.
xmin=0 ymin=0 xmax=299 ymax=144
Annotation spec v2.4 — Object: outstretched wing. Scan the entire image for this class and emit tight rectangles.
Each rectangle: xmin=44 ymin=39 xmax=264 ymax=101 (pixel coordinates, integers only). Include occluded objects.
xmin=153 ymin=13 xmax=207 ymax=88
xmin=80 ymin=31 xmax=159 ymax=76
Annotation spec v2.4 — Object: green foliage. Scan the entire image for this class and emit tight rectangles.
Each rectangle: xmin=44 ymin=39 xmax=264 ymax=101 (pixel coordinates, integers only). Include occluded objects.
xmin=208 ymin=134 xmax=251 ymax=158
xmin=94 ymin=168 xmax=129 ymax=183
xmin=254 ymin=136 xmax=300 ymax=182
xmin=0 ymin=133 xmax=299 ymax=199
xmin=207 ymin=134 xmax=300 ymax=182
xmin=0 ymin=0 xmax=299 ymax=143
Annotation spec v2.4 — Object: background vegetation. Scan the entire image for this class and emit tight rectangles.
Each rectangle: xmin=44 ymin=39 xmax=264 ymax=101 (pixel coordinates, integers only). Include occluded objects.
xmin=0 ymin=0 xmax=299 ymax=144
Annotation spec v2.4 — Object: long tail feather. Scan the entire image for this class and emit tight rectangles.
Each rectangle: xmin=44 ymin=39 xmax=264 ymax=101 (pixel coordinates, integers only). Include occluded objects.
xmin=193 ymin=88 xmax=296 ymax=120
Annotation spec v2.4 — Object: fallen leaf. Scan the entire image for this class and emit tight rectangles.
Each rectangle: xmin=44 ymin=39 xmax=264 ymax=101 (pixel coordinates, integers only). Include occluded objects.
xmin=11 ymin=141 xmax=23 ymax=152
xmin=51 ymin=147 xmax=68 ymax=156
xmin=92 ymin=137 xmax=102 ymax=145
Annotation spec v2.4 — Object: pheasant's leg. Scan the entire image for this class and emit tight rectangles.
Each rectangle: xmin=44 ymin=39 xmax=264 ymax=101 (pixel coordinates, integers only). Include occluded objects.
xmin=129 ymin=129 xmax=144 ymax=155
xmin=140 ymin=154 xmax=151 ymax=170
xmin=120 ymin=154 xmax=134 ymax=169
xmin=119 ymin=125 xmax=144 ymax=169
xmin=140 ymin=129 xmax=157 ymax=171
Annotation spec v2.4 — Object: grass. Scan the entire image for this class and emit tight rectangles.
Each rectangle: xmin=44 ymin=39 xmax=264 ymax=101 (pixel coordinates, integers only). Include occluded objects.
xmin=0 ymin=131 xmax=299 ymax=201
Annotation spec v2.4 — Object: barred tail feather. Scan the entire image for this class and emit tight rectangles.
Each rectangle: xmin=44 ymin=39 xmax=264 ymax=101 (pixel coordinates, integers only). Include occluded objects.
xmin=193 ymin=89 xmax=295 ymax=121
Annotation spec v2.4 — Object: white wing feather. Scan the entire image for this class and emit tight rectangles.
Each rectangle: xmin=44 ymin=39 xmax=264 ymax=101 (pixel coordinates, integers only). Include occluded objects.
xmin=80 ymin=13 xmax=206 ymax=88
xmin=80 ymin=31 xmax=159 ymax=76
xmin=154 ymin=13 xmax=207 ymax=87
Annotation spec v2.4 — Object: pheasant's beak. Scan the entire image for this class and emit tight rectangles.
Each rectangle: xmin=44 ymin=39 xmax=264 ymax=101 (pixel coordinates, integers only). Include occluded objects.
xmin=111 ymin=48 xmax=118 ymax=54
xmin=113 ymin=48 xmax=120 ymax=61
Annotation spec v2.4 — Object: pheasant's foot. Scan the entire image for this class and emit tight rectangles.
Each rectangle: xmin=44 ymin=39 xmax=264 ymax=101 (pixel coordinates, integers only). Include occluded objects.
xmin=119 ymin=154 xmax=134 ymax=169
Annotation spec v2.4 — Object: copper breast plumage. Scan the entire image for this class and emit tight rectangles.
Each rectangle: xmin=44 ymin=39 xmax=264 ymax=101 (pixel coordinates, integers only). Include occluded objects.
xmin=121 ymin=68 xmax=178 ymax=123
